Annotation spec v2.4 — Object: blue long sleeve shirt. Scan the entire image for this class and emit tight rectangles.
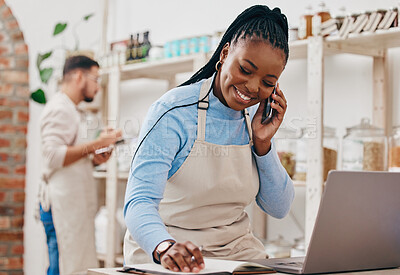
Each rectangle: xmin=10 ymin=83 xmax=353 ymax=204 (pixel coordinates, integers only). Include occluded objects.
xmin=124 ymin=78 xmax=295 ymax=258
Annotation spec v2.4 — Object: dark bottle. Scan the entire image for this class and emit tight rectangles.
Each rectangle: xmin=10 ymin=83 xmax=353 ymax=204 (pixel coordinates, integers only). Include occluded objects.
xmin=126 ymin=34 xmax=134 ymax=62
xmin=131 ymin=33 xmax=139 ymax=60
xmin=135 ymin=33 xmax=142 ymax=59
xmin=142 ymin=31 xmax=151 ymax=58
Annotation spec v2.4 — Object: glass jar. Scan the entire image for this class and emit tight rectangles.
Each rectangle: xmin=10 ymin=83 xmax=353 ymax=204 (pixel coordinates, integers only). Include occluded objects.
xmin=298 ymin=5 xmax=313 ymax=40
xmin=323 ymin=126 xmax=338 ymax=181
xmin=389 ymin=126 xmax=400 ymax=171
xmin=312 ymin=2 xmax=332 ymax=36
xmin=274 ymin=128 xmax=299 ymax=179
xmin=294 ymin=126 xmax=338 ymax=182
xmin=342 ymin=118 xmax=387 ymax=171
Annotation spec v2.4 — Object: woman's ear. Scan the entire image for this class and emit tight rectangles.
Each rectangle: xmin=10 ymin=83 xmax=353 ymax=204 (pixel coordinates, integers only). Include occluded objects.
xmin=220 ymin=42 xmax=230 ymax=63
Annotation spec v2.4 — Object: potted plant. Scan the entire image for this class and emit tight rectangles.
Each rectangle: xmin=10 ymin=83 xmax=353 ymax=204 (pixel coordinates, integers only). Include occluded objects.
xmin=31 ymin=13 xmax=94 ymax=104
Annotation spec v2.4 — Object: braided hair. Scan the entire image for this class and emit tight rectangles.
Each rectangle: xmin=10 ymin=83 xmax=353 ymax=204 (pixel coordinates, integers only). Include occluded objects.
xmin=180 ymin=5 xmax=289 ymax=87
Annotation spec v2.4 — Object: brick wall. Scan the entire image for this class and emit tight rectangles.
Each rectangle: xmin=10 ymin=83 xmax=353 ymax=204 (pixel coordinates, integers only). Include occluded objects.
xmin=0 ymin=0 xmax=29 ymax=274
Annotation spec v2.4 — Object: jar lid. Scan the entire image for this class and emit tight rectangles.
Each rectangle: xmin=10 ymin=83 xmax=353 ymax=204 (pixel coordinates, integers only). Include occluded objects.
xmin=324 ymin=126 xmax=336 ymax=137
xmin=392 ymin=125 xmax=400 ymax=135
xmin=300 ymin=126 xmax=336 ymax=138
xmin=346 ymin=118 xmax=384 ymax=136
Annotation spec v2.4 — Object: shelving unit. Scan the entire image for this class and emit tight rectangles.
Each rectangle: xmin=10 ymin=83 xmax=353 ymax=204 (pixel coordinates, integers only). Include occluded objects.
xmin=97 ymin=27 xmax=400 ymax=265
xmin=294 ymin=28 xmax=400 ymax=246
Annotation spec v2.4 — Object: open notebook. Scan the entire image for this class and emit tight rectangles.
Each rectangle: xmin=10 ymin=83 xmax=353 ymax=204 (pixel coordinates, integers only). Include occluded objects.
xmin=120 ymin=258 xmax=275 ymax=275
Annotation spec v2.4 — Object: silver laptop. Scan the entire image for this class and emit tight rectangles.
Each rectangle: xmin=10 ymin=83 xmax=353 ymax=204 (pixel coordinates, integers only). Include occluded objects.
xmin=253 ymin=171 xmax=400 ymax=274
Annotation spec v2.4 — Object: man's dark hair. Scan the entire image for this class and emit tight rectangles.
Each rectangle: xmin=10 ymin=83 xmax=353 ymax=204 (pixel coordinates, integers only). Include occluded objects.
xmin=62 ymin=55 xmax=99 ymax=77
xmin=180 ymin=5 xmax=289 ymax=86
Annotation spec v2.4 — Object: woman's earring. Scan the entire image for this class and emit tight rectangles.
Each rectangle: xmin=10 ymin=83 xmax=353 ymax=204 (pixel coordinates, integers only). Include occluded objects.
xmin=215 ymin=61 xmax=223 ymax=72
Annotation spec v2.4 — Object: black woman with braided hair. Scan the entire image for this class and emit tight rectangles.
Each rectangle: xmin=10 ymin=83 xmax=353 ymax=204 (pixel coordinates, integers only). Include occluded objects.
xmin=123 ymin=5 xmax=294 ymax=273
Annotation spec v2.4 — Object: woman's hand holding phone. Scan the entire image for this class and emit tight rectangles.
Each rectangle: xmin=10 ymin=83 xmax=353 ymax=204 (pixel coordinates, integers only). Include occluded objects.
xmin=251 ymin=83 xmax=287 ymax=156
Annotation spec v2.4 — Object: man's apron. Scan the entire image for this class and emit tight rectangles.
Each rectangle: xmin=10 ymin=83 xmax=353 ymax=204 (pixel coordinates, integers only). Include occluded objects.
xmin=124 ymin=77 xmax=267 ymax=264
xmin=42 ymin=109 xmax=99 ymax=274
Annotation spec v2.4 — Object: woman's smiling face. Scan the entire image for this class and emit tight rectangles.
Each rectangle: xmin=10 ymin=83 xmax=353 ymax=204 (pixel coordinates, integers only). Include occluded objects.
xmin=214 ymin=38 xmax=286 ymax=111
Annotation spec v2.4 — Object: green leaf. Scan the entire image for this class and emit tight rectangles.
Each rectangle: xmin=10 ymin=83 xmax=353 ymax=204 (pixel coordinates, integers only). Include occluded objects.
xmin=31 ymin=88 xmax=46 ymax=104
xmin=53 ymin=23 xmax=67 ymax=36
xmin=40 ymin=68 xmax=53 ymax=84
xmin=36 ymin=51 xmax=52 ymax=70
xmin=83 ymin=13 xmax=94 ymax=21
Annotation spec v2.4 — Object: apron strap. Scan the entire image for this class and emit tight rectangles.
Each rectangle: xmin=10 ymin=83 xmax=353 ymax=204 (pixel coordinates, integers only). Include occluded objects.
xmin=243 ymin=109 xmax=253 ymax=146
xmin=197 ymin=77 xmax=213 ymax=141
xmin=196 ymin=76 xmax=253 ymax=145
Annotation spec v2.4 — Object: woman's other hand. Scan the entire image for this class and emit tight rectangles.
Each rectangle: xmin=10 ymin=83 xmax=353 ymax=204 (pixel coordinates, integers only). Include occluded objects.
xmin=161 ymin=241 xmax=205 ymax=273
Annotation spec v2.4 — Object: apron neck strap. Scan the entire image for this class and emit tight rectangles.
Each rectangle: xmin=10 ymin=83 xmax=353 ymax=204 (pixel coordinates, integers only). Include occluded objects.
xmin=242 ymin=109 xmax=253 ymax=145
xmin=197 ymin=77 xmax=213 ymax=141
xmin=196 ymin=76 xmax=253 ymax=144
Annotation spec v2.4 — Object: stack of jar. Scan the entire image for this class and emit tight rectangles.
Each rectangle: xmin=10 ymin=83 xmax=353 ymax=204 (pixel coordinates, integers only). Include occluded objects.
xmin=342 ymin=118 xmax=387 ymax=171
xmin=294 ymin=126 xmax=338 ymax=182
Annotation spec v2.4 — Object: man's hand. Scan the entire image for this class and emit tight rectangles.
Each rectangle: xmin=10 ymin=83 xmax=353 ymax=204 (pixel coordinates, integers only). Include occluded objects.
xmin=95 ymin=128 xmax=123 ymax=149
xmin=92 ymin=150 xmax=112 ymax=166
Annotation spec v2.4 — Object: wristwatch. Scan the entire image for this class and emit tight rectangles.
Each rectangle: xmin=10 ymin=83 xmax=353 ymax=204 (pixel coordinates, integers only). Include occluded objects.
xmin=154 ymin=240 xmax=175 ymax=264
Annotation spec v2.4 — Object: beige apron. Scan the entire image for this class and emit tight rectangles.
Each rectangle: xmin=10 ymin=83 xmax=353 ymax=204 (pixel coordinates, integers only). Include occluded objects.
xmin=47 ymin=110 xmax=99 ymax=274
xmin=124 ymin=77 xmax=267 ymax=264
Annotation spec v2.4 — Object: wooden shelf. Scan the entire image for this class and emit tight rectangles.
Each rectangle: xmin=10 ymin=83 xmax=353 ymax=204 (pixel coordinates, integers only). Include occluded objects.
xmin=100 ymin=28 xmax=400 ymax=73
xmin=293 ymin=181 xmax=306 ymax=187
xmin=288 ymin=39 xmax=308 ymax=60
xmin=100 ymin=53 xmax=209 ymax=81
xmin=288 ymin=27 xmax=400 ymax=59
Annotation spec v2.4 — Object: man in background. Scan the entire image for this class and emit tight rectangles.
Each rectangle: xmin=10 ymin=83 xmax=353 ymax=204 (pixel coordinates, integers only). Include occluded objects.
xmin=38 ymin=55 xmax=122 ymax=275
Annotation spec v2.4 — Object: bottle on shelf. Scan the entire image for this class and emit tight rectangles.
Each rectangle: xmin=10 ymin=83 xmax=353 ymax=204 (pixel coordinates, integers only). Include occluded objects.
xmin=312 ymin=1 xmax=332 ymax=36
xmin=136 ymin=33 xmax=142 ymax=60
xmin=141 ymin=31 xmax=152 ymax=59
xmin=126 ymin=34 xmax=135 ymax=62
xmin=298 ymin=5 xmax=313 ymax=40
xmin=389 ymin=126 xmax=400 ymax=172
xmin=131 ymin=33 xmax=139 ymax=60
xmin=342 ymin=118 xmax=387 ymax=172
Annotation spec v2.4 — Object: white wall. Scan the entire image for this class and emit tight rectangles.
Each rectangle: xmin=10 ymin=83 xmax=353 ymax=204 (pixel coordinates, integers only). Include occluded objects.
xmin=7 ymin=0 xmax=400 ymax=273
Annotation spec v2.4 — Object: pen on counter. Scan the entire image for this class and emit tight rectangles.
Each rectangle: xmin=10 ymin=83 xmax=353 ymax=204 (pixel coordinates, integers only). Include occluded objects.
xmin=191 ymin=245 xmax=203 ymax=262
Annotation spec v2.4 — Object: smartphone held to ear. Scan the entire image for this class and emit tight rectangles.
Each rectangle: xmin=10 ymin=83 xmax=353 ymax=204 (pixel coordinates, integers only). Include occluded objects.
xmin=261 ymin=85 xmax=277 ymax=124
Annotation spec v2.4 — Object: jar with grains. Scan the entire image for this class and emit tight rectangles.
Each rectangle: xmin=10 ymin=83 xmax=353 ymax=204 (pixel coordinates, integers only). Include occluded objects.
xmin=342 ymin=118 xmax=387 ymax=172
xmin=389 ymin=126 xmax=400 ymax=172
xmin=274 ymin=127 xmax=300 ymax=179
xmin=294 ymin=126 xmax=338 ymax=182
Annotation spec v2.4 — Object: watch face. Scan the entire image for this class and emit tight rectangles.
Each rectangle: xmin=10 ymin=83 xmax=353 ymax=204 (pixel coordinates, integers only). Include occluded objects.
xmin=158 ymin=241 xmax=172 ymax=253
